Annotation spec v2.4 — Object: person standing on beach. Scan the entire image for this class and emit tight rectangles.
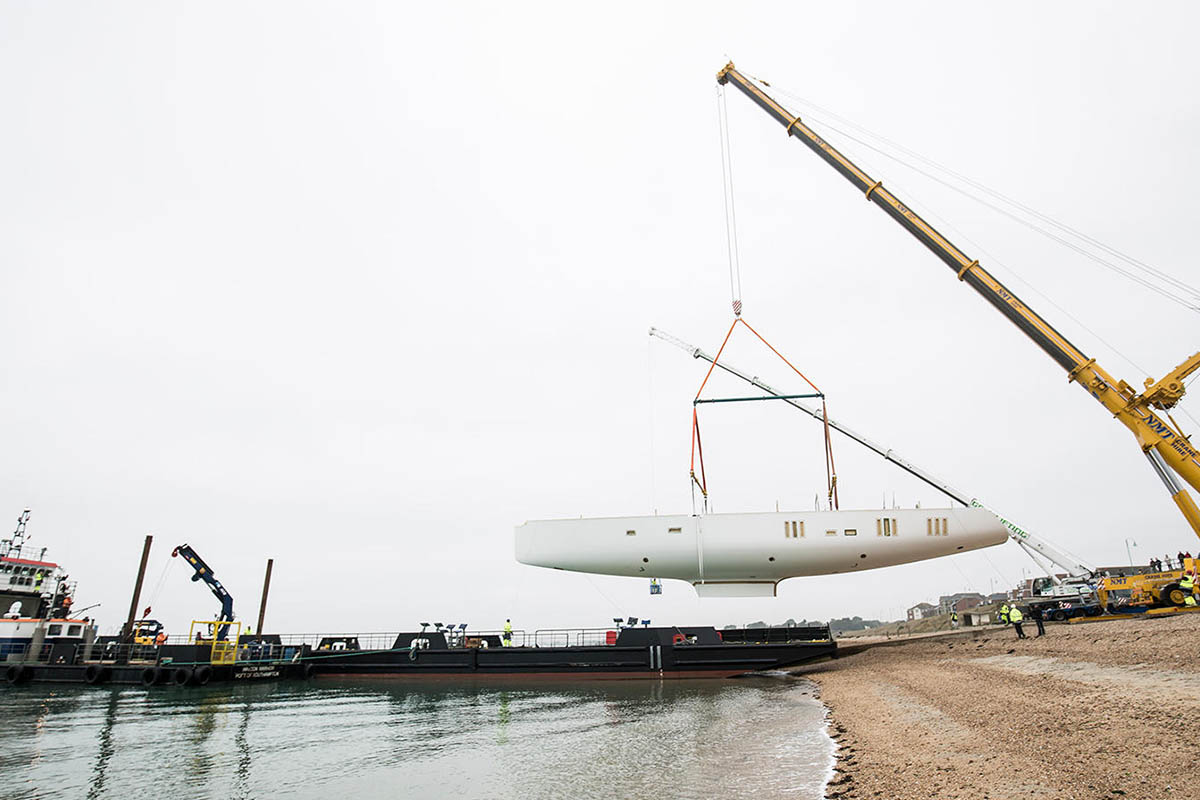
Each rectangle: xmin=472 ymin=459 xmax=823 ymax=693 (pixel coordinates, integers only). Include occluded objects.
xmin=999 ymin=603 xmax=1010 ymax=625
xmin=1009 ymin=605 xmax=1027 ymax=639
xmin=1028 ymin=605 xmax=1045 ymax=637
xmin=950 ymin=611 xmax=958 ymax=629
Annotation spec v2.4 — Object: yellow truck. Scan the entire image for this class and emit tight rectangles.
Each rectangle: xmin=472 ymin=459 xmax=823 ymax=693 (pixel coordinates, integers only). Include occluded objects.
xmin=1096 ymin=558 xmax=1197 ymax=611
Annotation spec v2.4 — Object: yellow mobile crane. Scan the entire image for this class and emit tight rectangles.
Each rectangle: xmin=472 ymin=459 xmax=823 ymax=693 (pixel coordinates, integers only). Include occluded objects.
xmin=716 ymin=63 xmax=1200 ymax=541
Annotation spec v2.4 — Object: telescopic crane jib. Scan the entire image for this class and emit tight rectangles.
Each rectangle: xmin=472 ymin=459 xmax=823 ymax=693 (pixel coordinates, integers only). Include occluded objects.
xmin=716 ymin=62 xmax=1200 ymax=541
xmin=171 ymin=544 xmax=235 ymax=641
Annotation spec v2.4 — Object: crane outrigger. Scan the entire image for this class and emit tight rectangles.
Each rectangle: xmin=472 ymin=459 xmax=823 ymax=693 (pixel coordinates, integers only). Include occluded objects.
xmin=716 ymin=62 xmax=1200 ymax=540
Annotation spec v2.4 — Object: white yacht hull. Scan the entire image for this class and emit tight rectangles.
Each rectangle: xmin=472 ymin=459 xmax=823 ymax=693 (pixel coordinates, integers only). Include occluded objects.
xmin=515 ymin=508 xmax=1008 ymax=597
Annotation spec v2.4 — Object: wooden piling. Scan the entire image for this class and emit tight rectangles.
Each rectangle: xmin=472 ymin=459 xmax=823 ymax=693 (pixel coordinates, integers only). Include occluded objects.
xmin=121 ymin=535 xmax=153 ymax=642
xmin=256 ymin=558 xmax=274 ymax=635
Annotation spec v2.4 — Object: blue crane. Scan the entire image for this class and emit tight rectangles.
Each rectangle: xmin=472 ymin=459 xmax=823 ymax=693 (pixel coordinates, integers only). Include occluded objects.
xmin=171 ymin=544 xmax=235 ymax=641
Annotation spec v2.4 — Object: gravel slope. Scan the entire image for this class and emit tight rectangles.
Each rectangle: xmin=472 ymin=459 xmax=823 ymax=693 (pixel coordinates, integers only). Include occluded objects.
xmin=793 ymin=613 xmax=1200 ymax=800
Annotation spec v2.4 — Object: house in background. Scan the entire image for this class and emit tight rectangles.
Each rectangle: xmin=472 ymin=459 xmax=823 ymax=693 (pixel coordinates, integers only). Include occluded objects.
xmin=938 ymin=592 xmax=985 ymax=615
xmin=906 ymin=602 xmax=937 ymax=621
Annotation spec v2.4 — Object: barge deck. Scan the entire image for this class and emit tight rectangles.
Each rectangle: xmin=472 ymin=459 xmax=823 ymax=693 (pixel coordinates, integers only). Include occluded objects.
xmin=3 ymin=625 xmax=836 ymax=687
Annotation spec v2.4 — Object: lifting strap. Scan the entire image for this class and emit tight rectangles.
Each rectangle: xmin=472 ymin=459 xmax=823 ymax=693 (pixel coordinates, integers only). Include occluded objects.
xmin=690 ymin=317 xmax=840 ymax=510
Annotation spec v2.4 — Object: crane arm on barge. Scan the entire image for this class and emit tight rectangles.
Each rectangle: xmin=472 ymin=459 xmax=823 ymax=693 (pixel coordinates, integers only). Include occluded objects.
xmin=649 ymin=326 xmax=1095 ymax=582
xmin=172 ymin=544 xmax=235 ymax=640
xmin=715 ymin=62 xmax=1200 ymax=540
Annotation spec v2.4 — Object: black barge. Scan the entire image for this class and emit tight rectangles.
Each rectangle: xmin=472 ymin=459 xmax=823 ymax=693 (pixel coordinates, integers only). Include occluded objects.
xmin=3 ymin=624 xmax=836 ymax=687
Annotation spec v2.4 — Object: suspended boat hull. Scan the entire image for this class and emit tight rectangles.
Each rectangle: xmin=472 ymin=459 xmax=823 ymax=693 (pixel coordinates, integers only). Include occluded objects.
xmin=515 ymin=508 xmax=1008 ymax=597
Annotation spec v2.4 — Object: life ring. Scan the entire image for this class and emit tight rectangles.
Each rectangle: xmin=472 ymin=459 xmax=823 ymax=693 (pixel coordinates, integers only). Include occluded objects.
xmin=172 ymin=667 xmax=194 ymax=687
xmin=84 ymin=664 xmax=110 ymax=685
xmin=194 ymin=666 xmax=213 ymax=686
xmin=4 ymin=664 xmax=29 ymax=685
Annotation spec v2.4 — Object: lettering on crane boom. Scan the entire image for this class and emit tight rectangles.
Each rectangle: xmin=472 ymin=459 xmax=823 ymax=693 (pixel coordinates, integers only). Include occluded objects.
xmin=1136 ymin=408 xmax=1199 ymax=459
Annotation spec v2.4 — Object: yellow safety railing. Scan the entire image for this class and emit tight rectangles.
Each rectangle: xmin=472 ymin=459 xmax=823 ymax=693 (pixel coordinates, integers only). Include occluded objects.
xmin=188 ymin=620 xmax=242 ymax=664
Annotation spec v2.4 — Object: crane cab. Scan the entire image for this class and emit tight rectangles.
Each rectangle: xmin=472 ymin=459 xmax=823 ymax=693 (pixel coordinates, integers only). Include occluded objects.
xmin=132 ymin=619 xmax=165 ymax=646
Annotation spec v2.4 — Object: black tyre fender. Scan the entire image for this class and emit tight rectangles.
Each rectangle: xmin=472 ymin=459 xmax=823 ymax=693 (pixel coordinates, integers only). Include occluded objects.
xmin=193 ymin=666 xmax=213 ymax=686
xmin=140 ymin=667 xmax=160 ymax=687
xmin=172 ymin=667 xmax=194 ymax=687
xmin=302 ymin=663 xmax=316 ymax=680
xmin=4 ymin=664 xmax=29 ymax=685
xmin=84 ymin=664 xmax=109 ymax=685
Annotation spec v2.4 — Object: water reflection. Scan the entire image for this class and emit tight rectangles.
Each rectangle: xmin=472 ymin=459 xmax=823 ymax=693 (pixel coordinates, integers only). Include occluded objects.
xmin=0 ymin=677 xmax=832 ymax=800
xmin=86 ymin=691 xmax=120 ymax=800
xmin=496 ymin=691 xmax=510 ymax=745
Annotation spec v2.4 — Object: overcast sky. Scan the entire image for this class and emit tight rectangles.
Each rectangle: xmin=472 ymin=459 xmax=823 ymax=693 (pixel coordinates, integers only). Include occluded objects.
xmin=2 ymin=2 xmax=1198 ymax=637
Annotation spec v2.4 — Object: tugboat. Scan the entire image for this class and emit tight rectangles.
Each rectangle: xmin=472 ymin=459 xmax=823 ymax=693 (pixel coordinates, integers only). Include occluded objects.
xmin=1 ymin=510 xmax=98 ymax=674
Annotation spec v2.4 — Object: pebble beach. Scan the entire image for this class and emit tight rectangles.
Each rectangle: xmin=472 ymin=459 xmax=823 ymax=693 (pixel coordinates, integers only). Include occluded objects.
xmin=795 ymin=613 xmax=1200 ymax=800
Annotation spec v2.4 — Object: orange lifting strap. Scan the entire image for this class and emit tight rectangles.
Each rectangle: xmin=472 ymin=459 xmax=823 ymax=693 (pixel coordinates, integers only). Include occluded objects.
xmin=690 ymin=317 xmax=839 ymax=511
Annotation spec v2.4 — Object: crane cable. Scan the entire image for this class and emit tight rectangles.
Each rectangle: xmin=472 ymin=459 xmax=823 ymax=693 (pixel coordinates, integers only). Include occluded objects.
xmin=717 ymin=85 xmax=744 ymax=317
xmin=744 ymin=73 xmax=1200 ymax=311
xmin=700 ymin=86 xmax=839 ymax=511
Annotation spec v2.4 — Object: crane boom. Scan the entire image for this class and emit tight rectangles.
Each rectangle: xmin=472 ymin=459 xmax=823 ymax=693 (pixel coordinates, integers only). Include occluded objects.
xmin=650 ymin=326 xmax=1094 ymax=579
xmin=716 ymin=62 xmax=1200 ymax=540
xmin=171 ymin=543 xmax=235 ymax=640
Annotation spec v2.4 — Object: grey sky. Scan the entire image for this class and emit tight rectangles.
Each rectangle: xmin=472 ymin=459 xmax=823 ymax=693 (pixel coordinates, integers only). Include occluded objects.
xmin=2 ymin=2 xmax=1197 ymax=635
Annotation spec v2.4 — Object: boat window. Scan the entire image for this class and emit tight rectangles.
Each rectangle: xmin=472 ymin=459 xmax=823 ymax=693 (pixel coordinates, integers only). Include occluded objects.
xmin=844 ymin=529 xmax=857 ymax=536
xmin=784 ymin=521 xmax=790 ymax=539
xmin=892 ymin=518 xmax=899 ymax=536
xmin=68 ymin=625 xmax=81 ymax=636
xmin=47 ymin=624 xmax=62 ymax=636
xmin=626 ymin=530 xmax=636 ymax=536
xmin=825 ymin=529 xmax=837 ymax=537
xmin=668 ymin=527 xmax=682 ymax=535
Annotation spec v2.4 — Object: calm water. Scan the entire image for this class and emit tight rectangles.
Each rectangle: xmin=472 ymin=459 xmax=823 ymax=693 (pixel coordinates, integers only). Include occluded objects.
xmin=0 ymin=675 xmax=833 ymax=799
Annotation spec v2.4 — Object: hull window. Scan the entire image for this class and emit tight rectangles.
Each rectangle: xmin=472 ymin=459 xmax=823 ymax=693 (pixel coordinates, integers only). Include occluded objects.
xmin=626 ymin=530 xmax=637 ymax=536
xmin=844 ymin=529 xmax=857 ymax=536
